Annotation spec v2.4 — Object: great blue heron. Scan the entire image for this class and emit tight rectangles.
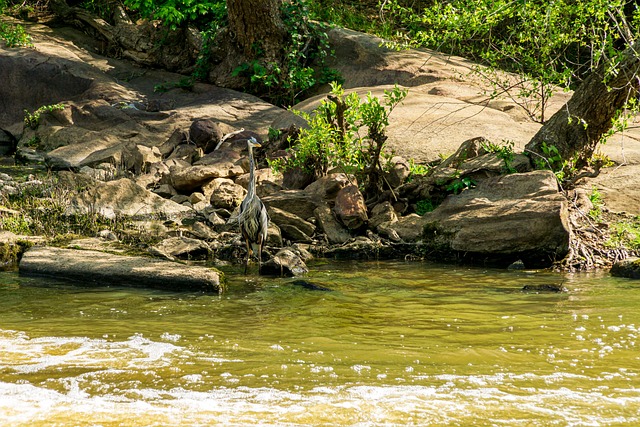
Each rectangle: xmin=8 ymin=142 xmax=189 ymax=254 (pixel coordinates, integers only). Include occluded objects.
xmin=237 ymin=137 xmax=270 ymax=274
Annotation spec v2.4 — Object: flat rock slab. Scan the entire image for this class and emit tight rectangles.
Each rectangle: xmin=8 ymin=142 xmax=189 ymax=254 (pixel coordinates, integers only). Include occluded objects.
xmin=19 ymin=246 xmax=225 ymax=293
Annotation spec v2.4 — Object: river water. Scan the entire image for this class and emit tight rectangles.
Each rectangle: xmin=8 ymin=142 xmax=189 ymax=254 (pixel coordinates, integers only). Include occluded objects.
xmin=0 ymin=260 xmax=638 ymax=426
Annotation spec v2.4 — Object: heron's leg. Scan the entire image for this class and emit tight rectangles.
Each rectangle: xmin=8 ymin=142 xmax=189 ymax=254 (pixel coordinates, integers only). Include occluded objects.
xmin=244 ymin=240 xmax=251 ymax=275
xmin=257 ymin=242 xmax=263 ymax=275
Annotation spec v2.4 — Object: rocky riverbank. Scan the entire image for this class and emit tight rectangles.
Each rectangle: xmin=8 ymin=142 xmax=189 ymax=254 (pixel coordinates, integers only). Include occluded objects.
xmin=1 ymin=21 xmax=639 ymax=287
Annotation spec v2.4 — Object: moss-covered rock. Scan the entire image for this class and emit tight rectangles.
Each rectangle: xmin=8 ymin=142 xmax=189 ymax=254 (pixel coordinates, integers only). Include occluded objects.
xmin=0 ymin=232 xmax=34 ymax=270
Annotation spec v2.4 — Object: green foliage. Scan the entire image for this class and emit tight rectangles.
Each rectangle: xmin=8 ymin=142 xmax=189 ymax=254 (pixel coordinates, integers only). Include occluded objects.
xmin=446 ymin=176 xmax=476 ymax=195
xmin=600 ymin=98 xmax=640 ymax=145
xmin=481 ymin=139 xmax=516 ymax=174
xmin=0 ymin=19 xmax=32 ymax=48
xmin=380 ymin=0 xmax=639 ymax=123
xmin=23 ymin=103 xmax=65 ymax=129
xmin=24 ymin=136 xmax=39 ymax=148
xmin=273 ymin=83 xmax=408 ymax=194
xmin=588 ymin=186 xmax=604 ymax=222
xmin=232 ymin=0 xmax=341 ymax=107
xmin=123 ymin=0 xmax=226 ymax=30
xmin=606 ymin=217 xmax=640 ymax=250
xmin=531 ymin=142 xmax=576 ymax=182
xmin=192 ymin=22 xmax=221 ymax=81
xmin=415 ymin=199 xmax=435 ymax=216
xmin=407 ymin=158 xmax=430 ymax=181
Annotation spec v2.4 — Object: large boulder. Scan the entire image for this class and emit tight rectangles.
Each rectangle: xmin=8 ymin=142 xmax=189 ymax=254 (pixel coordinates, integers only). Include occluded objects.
xmin=151 ymin=236 xmax=211 ymax=260
xmin=267 ymin=206 xmax=316 ymax=237
xmin=189 ymin=119 xmax=223 ymax=153
xmin=262 ymin=190 xmax=320 ymax=221
xmin=420 ymin=170 xmax=570 ymax=267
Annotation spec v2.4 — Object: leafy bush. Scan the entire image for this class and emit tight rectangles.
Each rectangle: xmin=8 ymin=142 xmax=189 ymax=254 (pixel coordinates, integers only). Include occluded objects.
xmin=415 ymin=199 xmax=435 ymax=216
xmin=122 ymin=0 xmax=226 ymax=30
xmin=0 ymin=0 xmax=33 ymax=48
xmin=588 ymin=186 xmax=604 ymax=222
xmin=271 ymin=82 xmax=408 ymax=196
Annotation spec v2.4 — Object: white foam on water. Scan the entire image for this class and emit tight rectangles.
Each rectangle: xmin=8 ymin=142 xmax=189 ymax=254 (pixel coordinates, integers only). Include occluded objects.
xmin=0 ymin=376 xmax=638 ymax=426
xmin=1 ymin=329 xmax=639 ymax=426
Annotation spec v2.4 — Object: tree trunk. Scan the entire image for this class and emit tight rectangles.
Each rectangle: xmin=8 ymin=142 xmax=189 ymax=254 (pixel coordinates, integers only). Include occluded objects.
xmin=525 ymin=42 xmax=640 ymax=168
xmin=207 ymin=0 xmax=287 ymax=88
xmin=227 ymin=0 xmax=286 ymax=62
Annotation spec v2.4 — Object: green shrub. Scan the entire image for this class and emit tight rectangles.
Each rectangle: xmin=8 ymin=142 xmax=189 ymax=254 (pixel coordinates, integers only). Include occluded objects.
xmin=588 ymin=186 xmax=604 ymax=222
xmin=271 ymin=83 xmax=408 ymax=196
xmin=122 ymin=0 xmax=226 ymax=30
xmin=0 ymin=20 xmax=32 ymax=48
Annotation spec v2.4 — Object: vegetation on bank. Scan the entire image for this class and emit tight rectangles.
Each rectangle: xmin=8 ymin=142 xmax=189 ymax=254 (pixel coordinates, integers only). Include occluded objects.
xmin=0 ymin=169 xmax=159 ymax=250
xmin=1 ymin=0 xmax=640 ymax=268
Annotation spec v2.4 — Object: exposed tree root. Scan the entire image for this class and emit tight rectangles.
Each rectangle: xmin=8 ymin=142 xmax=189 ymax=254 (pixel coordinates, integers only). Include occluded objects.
xmin=556 ymin=188 xmax=636 ymax=272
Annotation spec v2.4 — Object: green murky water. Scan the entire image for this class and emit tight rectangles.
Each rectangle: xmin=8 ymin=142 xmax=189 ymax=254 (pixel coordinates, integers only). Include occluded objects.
xmin=0 ymin=260 xmax=638 ymax=426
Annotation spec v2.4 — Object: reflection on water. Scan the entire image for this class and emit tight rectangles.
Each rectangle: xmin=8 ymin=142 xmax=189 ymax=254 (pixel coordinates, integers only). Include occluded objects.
xmin=0 ymin=260 xmax=638 ymax=426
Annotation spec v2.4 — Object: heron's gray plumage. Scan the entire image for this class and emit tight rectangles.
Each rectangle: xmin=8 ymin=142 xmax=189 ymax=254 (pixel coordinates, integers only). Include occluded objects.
xmin=238 ymin=137 xmax=269 ymax=273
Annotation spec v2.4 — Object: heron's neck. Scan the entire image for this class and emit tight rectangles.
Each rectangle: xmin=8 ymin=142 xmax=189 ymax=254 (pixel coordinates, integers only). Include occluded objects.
xmin=247 ymin=146 xmax=256 ymax=198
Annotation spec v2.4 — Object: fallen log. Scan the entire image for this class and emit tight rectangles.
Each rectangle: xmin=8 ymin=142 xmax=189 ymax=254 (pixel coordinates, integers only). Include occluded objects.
xmin=19 ymin=246 xmax=225 ymax=293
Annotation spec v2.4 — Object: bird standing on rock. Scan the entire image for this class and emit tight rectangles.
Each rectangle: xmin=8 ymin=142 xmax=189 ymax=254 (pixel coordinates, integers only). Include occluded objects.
xmin=237 ymin=137 xmax=270 ymax=274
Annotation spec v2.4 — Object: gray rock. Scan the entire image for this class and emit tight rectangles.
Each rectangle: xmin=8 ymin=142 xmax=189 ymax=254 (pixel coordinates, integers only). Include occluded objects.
xmin=19 ymin=246 xmax=224 ymax=293
xmin=171 ymin=163 xmax=244 ymax=192
xmin=261 ymin=248 xmax=309 ymax=277
xmin=610 ymin=257 xmax=640 ymax=279
xmin=314 ymin=204 xmax=351 ymax=244
xmin=387 ymin=214 xmax=426 ymax=242
xmin=167 ymin=144 xmax=201 ymax=164
xmin=57 ymin=172 xmax=192 ymax=219
xmin=369 ymin=201 xmax=398 ymax=229
xmin=268 ymin=206 xmax=316 ymax=237
xmin=279 ymin=224 xmax=313 ymax=243
xmin=334 ymin=184 xmax=368 ymax=230
xmin=421 ymin=170 xmax=570 ymax=267
xmin=151 ymin=236 xmax=211 ymax=260
xmin=385 ymin=156 xmax=410 ymax=188
xmin=208 ymin=178 xmax=246 ymax=210
xmin=153 ymin=183 xmax=178 ymax=198
xmin=304 ymin=173 xmax=352 ymax=200
xmin=266 ymin=223 xmax=284 ymax=247
xmin=189 ymin=119 xmax=223 ymax=153
xmin=262 ymin=190 xmax=320 ymax=221
xmin=189 ymin=191 xmax=206 ymax=205
xmin=158 ymin=129 xmax=188 ymax=157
